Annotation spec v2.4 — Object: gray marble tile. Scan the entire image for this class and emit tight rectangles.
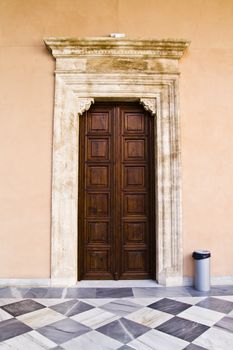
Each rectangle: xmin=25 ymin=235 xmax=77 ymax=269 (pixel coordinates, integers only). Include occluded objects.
xmin=133 ymin=287 xmax=191 ymax=298
xmin=65 ymin=288 xmax=96 ymax=299
xmin=208 ymin=285 xmax=233 ymax=296
xmin=0 ymin=318 xmax=32 ymax=341
xmin=51 ymin=347 xmax=65 ymax=350
xmin=187 ymin=286 xmax=233 ymax=297
xmin=215 ymin=315 xmax=233 ymax=333
xmin=96 ymin=317 xmax=150 ymax=344
xmin=1 ymin=299 xmax=45 ymax=317
xmin=184 ymin=344 xmax=207 ymax=350
xmin=13 ymin=288 xmax=30 ymax=298
xmin=148 ymin=298 xmax=191 ymax=315
xmin=196 ymin=297 xmax=233 ymax=314
xmin=156 ymin=316 xmax=209 ymax=342
xmin=23 ymin=287 xmax=63 ymax=298
xmin=185 ymin=287 xmax=211 ymax=297
xmin=118 ymin=346 xmax=135 ymax=350
xmin=51 ymin=299 xmax=94 ymax=317
xmin=96 ymin=288 xmax=133 ymax=298
xmin=0 ymin=287 xmax=13 ymax=298
xmin=37 ymin=318 xmax=91 ymax=344
xmin=100 ymin=299 xmax=142 ymax=316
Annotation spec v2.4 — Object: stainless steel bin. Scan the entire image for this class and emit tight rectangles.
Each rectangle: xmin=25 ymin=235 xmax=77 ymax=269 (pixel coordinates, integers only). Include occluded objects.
xmin=192 ymin=250 xmax=211 ymax=292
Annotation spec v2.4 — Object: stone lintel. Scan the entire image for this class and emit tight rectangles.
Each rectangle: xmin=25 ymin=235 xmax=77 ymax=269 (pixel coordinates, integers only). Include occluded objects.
xmin=44 ymin=37 xmax=190 ymax=59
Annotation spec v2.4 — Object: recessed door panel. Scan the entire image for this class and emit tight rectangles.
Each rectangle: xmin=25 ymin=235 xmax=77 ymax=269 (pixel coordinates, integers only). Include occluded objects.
xmin=124 ymin=139 xmax=146 ymax=160
xmin=87 ymin=221 xmax=110 ymax=244
xmin=123 ymin=166 xmax=146 ymax=189
xmin=79 ymin=103 xmax=155 ymax=280
xmin=87 ymin=138 xmax=110 ymax=160
xmin=86 ymin=165 xmax=109 ymax=188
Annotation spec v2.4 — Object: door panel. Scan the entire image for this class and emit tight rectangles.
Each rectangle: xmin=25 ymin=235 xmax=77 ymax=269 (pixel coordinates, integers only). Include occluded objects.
xmin=79 ymin=103 xmax=155 ymax=280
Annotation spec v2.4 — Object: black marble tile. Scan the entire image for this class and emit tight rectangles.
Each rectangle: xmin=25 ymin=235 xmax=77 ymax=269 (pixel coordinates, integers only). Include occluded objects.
xmin=1 ymin=299 xmax=45 ymax=317
xmin=37 ymin=318 xmax=91 ymax=344
xmin=184 ymin=344 xmax=207 ymax=350
xmin=23 ymin=287 xmax=63 ymax=298
xmin=0 ymin=318 xmax=32 ymax=342
xmin=148 ymin=297 xmax=191 ymax=315
xmin=96 ymin=317 xmax=150 ymax=344
xmin=50 ymin=299 xmax=94 ymax=317
xmin=215 ymin=315 xmax=233 ymax=333
xmin=0 ymin=287 xmax=13 ymax=298
xmin=155 ymin=316 xmax=209 ymax=342
xmin=65 ymin=288 xmax=96 ymax=299
xmin=96 ymin=288 xmax=133 ymax=298
xmin=196 ymin=297 xmax=233 ymax=314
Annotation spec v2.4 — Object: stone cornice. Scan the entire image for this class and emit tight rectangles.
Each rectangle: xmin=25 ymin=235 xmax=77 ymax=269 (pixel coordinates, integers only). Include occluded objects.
xmin=44 ymin=37 xmax=190 ymax=59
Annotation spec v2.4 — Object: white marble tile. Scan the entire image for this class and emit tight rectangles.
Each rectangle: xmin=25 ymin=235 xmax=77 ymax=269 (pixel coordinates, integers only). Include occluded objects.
xmin=32 ymin=298 xmax=72 ymax=307
xmin=178 ymin=305 xmax=225 ymax=326
xmin=0 ymin=330 xmax=57 ymax=349
xmin=194 ymin=326 xmax=233 ymax=350
xmin=62 ymin=330 xmax=122 ymax=349
xmin=0 ymin=308 xmax=13 ymax=321
xmin=81 ymin=298 xmax=115 ymax=307
xmin=169 ymin=297 xmax=206 ymax=305
xmin=71 ymin=307 xmax=119 ymax=329
xmin=125 ymin=307 xmax=173 ymax=328
xmin=17 ymin=308 xmax=66 ymax=328
xmin=76 ymin=280 xmax=160 ymax=287
xmin=0 ymin=299 xmax=22 ymax=306
xmin=128 ymin=329 xmax=189 ymax=350
xmin=128 ymin=298 xmax=162 ymax=306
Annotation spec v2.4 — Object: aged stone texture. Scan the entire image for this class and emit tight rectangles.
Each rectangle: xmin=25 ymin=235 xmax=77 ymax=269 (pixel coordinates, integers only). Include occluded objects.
xmin=45 ymin=37 xmax=190 ymax=286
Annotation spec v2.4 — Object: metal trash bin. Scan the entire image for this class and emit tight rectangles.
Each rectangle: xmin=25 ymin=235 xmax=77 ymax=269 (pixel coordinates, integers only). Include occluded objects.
xmin=192 ymin=250 xmax=211 ymax=292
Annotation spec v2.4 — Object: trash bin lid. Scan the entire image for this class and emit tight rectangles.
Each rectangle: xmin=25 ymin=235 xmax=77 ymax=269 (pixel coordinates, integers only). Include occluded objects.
xmin=192 ymin=250 xmax=211 ymax=260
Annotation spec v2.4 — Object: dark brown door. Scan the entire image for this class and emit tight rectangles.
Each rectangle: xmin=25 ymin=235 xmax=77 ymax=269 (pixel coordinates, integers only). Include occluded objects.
xmin=78 ymin=103 xmax=155 ymax=280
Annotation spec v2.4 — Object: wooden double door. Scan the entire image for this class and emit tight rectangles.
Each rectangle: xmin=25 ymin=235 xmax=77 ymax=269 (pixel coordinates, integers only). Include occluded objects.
xmin=78 ymin=103 xmax=155 ymax=280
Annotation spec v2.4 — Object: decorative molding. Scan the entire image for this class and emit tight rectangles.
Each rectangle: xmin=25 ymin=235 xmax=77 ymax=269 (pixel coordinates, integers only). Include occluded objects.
xmin=44 ymin=37 xmax=190 ymax=59
xmin=77 ymin=98 xmax=94 ymax=116
xmin=45 ymin=37 xmax=190 ymax=286
xmin=140 ymin=98 xmax=156 ymax=116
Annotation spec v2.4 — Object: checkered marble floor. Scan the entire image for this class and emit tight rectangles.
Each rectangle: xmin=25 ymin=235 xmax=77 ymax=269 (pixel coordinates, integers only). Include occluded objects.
xmin=0 ymin=286 xmax=233 ymax=349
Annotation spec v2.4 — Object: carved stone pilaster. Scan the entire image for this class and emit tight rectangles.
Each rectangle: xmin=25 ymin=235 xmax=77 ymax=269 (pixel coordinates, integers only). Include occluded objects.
xmin=77 ymin=98 xmax=94 ymax=116
xmin=140 ymin=98 xmax=156 ymax=116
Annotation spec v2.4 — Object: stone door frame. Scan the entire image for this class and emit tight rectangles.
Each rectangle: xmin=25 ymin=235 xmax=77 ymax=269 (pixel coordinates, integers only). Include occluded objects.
xmin=45 ymin=37 xmax=190 ymax=286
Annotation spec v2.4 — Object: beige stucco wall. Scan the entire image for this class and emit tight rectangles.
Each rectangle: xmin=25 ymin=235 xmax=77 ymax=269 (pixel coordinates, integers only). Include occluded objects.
xmin=0 ymin=0 xmax=232 ymax=279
